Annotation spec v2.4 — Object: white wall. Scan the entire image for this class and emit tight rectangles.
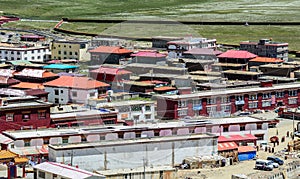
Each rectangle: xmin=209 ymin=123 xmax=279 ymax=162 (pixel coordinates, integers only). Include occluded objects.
xmin=49 ymin=136 xmax=217 ymax=171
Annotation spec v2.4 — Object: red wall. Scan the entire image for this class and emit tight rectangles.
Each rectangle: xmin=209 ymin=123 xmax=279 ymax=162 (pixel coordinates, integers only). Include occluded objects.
xmin=0 ymin=107 xmax=51 ymax=132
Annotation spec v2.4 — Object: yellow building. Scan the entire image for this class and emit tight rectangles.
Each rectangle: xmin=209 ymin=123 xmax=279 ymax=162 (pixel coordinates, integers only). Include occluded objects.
xmin=51 ymin=39 xmax=90 ymax=62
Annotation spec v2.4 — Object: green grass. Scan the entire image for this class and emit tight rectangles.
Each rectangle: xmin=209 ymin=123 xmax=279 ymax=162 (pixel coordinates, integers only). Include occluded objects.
xmin=58 ymin=22 xmax=300 ymax=51
xmin=0 ymin=0 xmax=300 ymax=22
xmin=3 ymin=21 xmax=57 ymax=31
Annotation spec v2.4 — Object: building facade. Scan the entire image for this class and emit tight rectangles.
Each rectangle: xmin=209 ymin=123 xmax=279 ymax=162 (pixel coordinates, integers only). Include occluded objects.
xmin=44 ymin=76 xmax=110 ymax=104
xmin=157 ymin=83 xmax=300 ymax=119
xmin=48 ymin=134 xmax=218 ymax=171
xmin=240 ymin=39 xmax=289 ymax=61
xmin=51 ymin=39 xmax=90 ymax=61
xmin=0 ymin=97 xmax=52 ymax=132
xmin=0 ymin=45 xmax=50 ymax=62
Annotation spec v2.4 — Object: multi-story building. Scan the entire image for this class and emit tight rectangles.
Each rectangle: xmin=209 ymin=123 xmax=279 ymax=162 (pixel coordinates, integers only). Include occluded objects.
xmin=0 ymin=96 xmax=52 ymax=132
xmin=157 ymin=82 xmax=300 ymax=119
xmin=0 ymin=44 xmax=50 ymax=62
xmin=51 ymin=39 xmax=89 ymax=61
xmin=167 ymin=37 xmax=217 ymax=58
xmin=89 ymin=46 xmax=132 ymax=65
xmin=95 ymin=100 xmax=156 ymax=124
xmin=44 ymin=76 xmax=110 ymax=104
xmin=240 ymin=39 xmax=289 ymax=61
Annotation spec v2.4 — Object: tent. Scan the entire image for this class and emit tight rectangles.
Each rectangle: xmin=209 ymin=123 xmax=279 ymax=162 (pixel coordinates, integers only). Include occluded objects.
xmin=238 ymin=146 xmax=256 ymax=161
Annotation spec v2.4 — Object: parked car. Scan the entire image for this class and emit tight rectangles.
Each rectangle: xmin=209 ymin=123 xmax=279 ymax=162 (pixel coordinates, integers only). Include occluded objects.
xmin=268 ymin=160 xmax=279 ymax=168
xmin=255 ymin=159 xmax=274 ymax=171
xmin=267 ymin=156 xmax=284 ymax=165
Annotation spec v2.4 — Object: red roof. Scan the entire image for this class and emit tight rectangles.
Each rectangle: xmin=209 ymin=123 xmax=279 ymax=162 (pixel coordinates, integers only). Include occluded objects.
xmin=90 ymin=67 xmax=132 ymax=75
xmin=89 ymin=46 xmax=132 ymax=54
xmin=43 ymin=76 xmax=110 ymax=89
xmin=217 ymin=50 xmax=257 ymax=59
xmin=249 ymin=57 xmax=283 ymax=63
xmin=218 ymin=142 xmax=238 ymax=151
xmin=238 ymin=146 xmax=256 ymax=153
xmin=11 ymin=82 xmax=44 ymax=89
xmin=218 ymin=134 xmax=257 ymax=143
xmin=154 ymin=86 xmax=176 ymax=91
xmin=131 ymin=51 xmax=166 ymax=58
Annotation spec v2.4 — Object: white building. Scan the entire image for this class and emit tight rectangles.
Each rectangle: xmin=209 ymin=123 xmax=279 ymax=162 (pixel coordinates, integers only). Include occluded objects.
xmin=96 ymin=100 xmax=156 ymax=123
xmin=48 ymin=133 xmax=218 ymax=171
xmin=0 ymin=44 xmax=50 ymax=62
xmin=34 ymin=162 xmax=105 ymax=179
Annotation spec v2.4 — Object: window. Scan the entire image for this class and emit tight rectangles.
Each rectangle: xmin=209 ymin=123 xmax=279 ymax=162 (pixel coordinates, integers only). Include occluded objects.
xmin=69 ymin=45 xmax=72 ymax=48
xmin=145 ymin=114 xmax=151 ymax=119
xmin=60 ymin=90 xmax=63 ymax=94
xmin=221 ymin=97 xmax=230 ymax=103
xmin=69 ymin=52 xmax=72 ymax=55
xmin=288 ymin=98 xmax=297 ymax=104
xmin=249 ymin=94 xmax=257 ymax=100
xmin=223 ymin=126 xmax=229 ymax=132
xmin=62 ymin=138 xmax=68 ymax=144
xmin=257 ymin=123 xmax=262 ymax=130
xmin=262 ymin=93 xmax=271 ymax=99
xmin=6 ymin=113 xmax=14 ymax=121
xmin=178 ymin=100 xmax=187 ymax=107
xmin=207 ymin=98 xmax=216 ymax=105
xmin=54 ymin=98 xmax=59 ymax=104
xmin=131 ymin=105 xmax=142 ymax=112
xmin=276 ymin=91 xmax=285 ymax=98
xmin=22 ymin=114 xmax=30 ymax=121
xmin=24 ymin=141 xmax=30 ymax=147
xmin=64 ymin=51 xmax=67 ymax=55
xmin=38 ymin=110 xmax=46 ymax=119
xmin=43 ymin=139 xmax=49 ymax=144
xmin=89 ymin=92 xmax=95 ymax=97
xmin=289 ymin=90 xmax=297 ymax=96
xmin=221 ymin=105 xmax=231 ymax=111
xmin=54 ymin=89 xmax=59 ymax=95
xmin=75 ymin=52 xmax=78 ymax=56
xmin=249 ymin=102 xmax=258 ymax=109
xmin=235 ymin=95 xmax=244 ymax=101
xmin=58 ymin=51 xmax=61 ymax=54
xmin=31 ymin=56 xmax=34 ymax=60
xmin=119 ymin=106 xmax=130 ymax=112
xmin=145 ymin=105 xmax=151 ymax=111
xmin=178 ymin=109 xmax=188 ymax=116
xmin=38 ymin=171 xmax=45 ymax=178
xmin=72 ymin=91 xmax=77 ymax=97
xmin=240 ymin=125 xmax=245 ymax=131
xmin=262 ymin=100 xmax=271 ymax=107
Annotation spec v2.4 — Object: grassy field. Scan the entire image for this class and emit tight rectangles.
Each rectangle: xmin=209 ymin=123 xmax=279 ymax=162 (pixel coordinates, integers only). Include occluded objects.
xmin=0 ymin=0 xmax=300 ymax=22
xmin=1 ymin=0 xmax=300 ymax=51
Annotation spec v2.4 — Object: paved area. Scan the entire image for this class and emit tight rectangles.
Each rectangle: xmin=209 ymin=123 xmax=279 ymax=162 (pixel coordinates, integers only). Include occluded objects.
xmin=178 ymin=111 xmax=300 ymax=179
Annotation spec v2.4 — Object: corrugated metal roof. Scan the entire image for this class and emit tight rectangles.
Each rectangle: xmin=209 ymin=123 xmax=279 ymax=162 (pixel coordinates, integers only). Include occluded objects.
xmin=238 ymin=146 xmax=256 ymax=153
xmin=218 ymin=142 xmax=238 ymax=151
xmin=217 ymin=50 xmax=257 ymax=59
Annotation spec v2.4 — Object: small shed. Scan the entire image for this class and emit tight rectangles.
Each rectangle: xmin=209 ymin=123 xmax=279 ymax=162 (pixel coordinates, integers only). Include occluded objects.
xmin=237 ymin=146 xmax=256 ymax=161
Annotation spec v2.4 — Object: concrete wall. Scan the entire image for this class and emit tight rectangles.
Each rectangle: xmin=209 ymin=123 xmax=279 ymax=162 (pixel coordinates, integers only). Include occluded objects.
xmin=45 ymin=87 xmax=69 ymax=104
xmin=49 ymin=136 xmax=217 ymax=171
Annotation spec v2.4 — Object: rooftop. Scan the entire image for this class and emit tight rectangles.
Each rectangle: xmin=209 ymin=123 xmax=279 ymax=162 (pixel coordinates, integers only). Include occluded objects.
xmin=184 ymin=48 xmax=222 ymax=55
xmin=89 ymin=46 xmax=132 ymax=54
xmin=96 ymin=100 xmax=154 ymax=108
xmin=14 ymin=68 xmax=58 ymax=78
xmin=34 ymin=162 xmax=104 ymax=179
xmin=11 ymin=82 xmax=44 ymax=89
xmin=48 ymin=133 xmax=216 ymax=150
xmin=90 ymin=67 xmax=132 ymax=75
xmin=160 ymin=82 xmax=300 ymax=99
xmin=259 ymin=64 xmax=297 ymax=69
xmin=43 ymin=76 xmax=110 ymax=89
xmin=249 ymin=57 xmax=283 ymax=63
xmin=217 ymin=50 xmax=257 ymax=59
xmin=97 ymin=165 xmax=175 ymax=175
xmin=131 ymin=51 xmax=166 ymax=58
xmin=222 ymin=70 xmax=262 ymax=75
xmin=43 ymin=64 xmax=78 ymax=70
xmin=212 ymin=63 xmax=247 ymax=67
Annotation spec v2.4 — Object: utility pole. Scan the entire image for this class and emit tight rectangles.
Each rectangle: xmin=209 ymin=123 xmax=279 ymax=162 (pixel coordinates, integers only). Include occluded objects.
xmin=142 ymin=157 xmax=146 ymax=179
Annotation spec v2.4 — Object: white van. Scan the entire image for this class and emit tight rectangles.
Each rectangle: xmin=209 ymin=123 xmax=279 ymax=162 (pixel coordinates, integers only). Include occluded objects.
xmin=255 ymin=159 xmax=273 ymax=171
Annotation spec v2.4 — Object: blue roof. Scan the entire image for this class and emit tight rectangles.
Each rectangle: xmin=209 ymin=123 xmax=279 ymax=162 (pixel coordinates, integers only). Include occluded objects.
xmin=43 ymin=64 xmax=78 ymax=70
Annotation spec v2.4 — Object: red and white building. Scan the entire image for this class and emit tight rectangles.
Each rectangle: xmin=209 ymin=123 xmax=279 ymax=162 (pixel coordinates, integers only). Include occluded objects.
xmin=157 ymin=82 xmax=300 ymax=119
